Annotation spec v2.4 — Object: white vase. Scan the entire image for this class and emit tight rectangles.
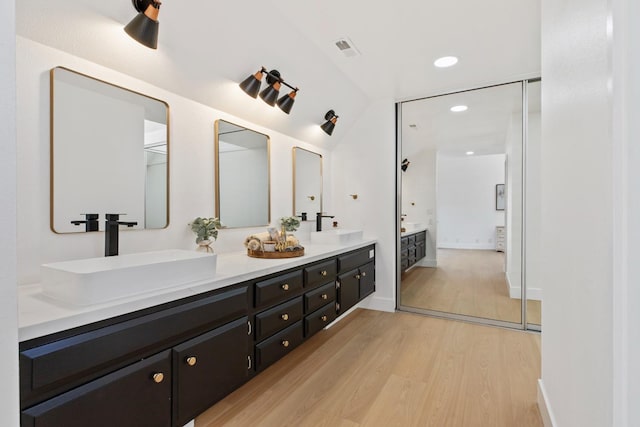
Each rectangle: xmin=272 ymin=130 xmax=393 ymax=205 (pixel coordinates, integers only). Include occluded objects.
xmin=196 ymin=240 xmax=214 ymax=253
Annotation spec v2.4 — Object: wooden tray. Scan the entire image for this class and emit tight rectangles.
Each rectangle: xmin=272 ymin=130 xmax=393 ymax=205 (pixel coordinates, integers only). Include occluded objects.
xmin=247 ymin=247 xmax=305 ymax=259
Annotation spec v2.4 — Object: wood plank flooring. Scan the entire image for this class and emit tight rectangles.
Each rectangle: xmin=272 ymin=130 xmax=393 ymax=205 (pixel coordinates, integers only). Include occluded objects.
xmin=401 ymin=249 xmax=541 ymax=325
xmin=196 ymin=309 xmax=542 ymax=427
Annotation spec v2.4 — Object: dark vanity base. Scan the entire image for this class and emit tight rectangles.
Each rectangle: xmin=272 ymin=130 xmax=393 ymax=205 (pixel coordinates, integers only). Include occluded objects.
xmin=19 ymin=244 xmax=376 ymax=427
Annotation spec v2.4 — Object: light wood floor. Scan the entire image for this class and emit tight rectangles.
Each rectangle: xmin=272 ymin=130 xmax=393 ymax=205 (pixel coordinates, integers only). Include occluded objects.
xmin=401 ymin=249 xmax=541 ymax=325
xmin=196 ymin=309 xmax=542 ymax=427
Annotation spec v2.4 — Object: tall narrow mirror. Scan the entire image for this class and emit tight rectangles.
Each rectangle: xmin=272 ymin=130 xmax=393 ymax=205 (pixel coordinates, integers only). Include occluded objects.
xmin=215 ymin=120 xmax=270 ymax=228
xmin=292 ymin=147 xmax=322 ymax=219
xmin=399 ymin=81 xmax=529 ymax=327
xmin=51 ymin=67 xmax=169 ymax=233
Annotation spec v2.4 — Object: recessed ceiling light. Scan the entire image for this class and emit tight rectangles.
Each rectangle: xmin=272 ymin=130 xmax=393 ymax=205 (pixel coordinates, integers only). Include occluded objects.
xmin=434 ymin=56 xmax=458 ymax=68
xmin=466 ymin=151 xmax=475 ymax=155
xmin=450 ymin=105 xmax=468 ymax=112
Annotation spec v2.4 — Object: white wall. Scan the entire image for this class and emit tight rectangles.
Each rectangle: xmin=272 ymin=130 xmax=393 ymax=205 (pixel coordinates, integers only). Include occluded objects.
xmin=16 ymin=37 xmax=332 ymax=285
xmin=401 ymin=148 xmax=437 ymax=265
xmin=539 ymin=0 xmax=614 ymax=425
xmin=0 ymin=0 xmax=20 ymax=424
xmin=436 ymin=154 xmax=506 ymax=250
xmin=331 ymin=100 xmax=396 ymax=312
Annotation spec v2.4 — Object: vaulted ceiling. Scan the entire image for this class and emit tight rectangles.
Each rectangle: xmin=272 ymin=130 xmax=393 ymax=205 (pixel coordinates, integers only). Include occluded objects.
xmin=16 ymin=0 xmax=540 ymax=147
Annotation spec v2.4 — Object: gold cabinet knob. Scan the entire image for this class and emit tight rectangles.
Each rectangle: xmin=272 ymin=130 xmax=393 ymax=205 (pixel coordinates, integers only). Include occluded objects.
xmin=152 ymin=373 xmax=164 ymax=384
xmin=362 ymin=272 xmax=367 ymax=277
xmin=282 ymin=340 xmax=290 ymax=348
xmin=281 ymin=283 xmax=289 ymax=291
xmin=186 ymin=356 xmax=197 ymax=367
xmin=321 ymin=315 xmax=328 ymax=322
xmin=321 ymin=270 xmax=327 ymax=277
xmin=321 ymin=294 xmax=328 ymax=300
xmin=355 ymin=274 xmax=361 ymax=280
xmin=281 ymin=313 xmax=289 ymax=321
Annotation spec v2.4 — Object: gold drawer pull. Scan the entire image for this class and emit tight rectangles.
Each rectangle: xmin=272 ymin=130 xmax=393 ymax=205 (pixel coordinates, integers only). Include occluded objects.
xmin=186 ymin=356 xmax=197 ymax=367
xmin=281 ymin=283 xmax=289 ymax=291
xmin=355 ymin=274 xmax=361 ymax=280
xmin=362 ymin=272 xmax=367 ymax=277
xmin=321 ymin=315 xmax=328 ymax=322
xmin=321 ymin=294 xmax=328 ymax=300
xmin=281 ymin=313 xmax=289 ymax=321
xmin=282 ymin=340 xmax=290 ymax=348
xmin=321 ymin=270 xmax=328 ymax=277
xmin=152 ymin=373 xmax=165 ymax=384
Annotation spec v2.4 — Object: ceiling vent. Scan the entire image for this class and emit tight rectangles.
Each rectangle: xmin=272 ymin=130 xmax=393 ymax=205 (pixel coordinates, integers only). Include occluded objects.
xmin=334 ymin=37 xmax=361 ymax=58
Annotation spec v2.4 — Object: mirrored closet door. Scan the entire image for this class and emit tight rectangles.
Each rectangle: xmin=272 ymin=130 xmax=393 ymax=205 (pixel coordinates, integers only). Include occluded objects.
xmin=397 ymin=80 xmax=541 ymax=330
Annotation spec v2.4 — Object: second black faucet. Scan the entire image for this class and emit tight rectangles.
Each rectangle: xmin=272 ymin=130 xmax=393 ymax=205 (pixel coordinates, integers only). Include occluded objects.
xmin=105 ymin=214 xmax=138 ymax=257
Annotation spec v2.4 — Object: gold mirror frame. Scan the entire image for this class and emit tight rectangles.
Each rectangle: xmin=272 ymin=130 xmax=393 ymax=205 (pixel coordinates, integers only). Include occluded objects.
xmin=50 ymin=66 xmax=170 ymax=233
xmin=214 ymin=119 xmax=271 ymax=228
xmin=292 ymin=147 xmax=323 ymax=218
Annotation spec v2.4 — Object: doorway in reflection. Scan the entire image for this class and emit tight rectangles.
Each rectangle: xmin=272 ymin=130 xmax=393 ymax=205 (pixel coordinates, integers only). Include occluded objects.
xmin=398 ymin=80 xmax=541 ymax=330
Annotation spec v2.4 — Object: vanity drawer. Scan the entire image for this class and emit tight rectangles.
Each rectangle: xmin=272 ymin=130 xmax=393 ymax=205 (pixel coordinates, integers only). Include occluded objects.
xmin=304 ymin=282 xmax=336 ymax=313
xmin=20 ymin=286 xmax=248 ymax=408
xmin=359 ymin=262 xmax=376 ymax=298
xmin=338 ymin=246 xmax=374 ymax=273
xmin=304 ymin=303 xmax=337 ymax=337
xmin=255 ymin=270 xmax=304 ymax=309
xmin=415 ymin=231 xmax=426 ymax=242
xmin=255 ymin=297 xmax=303 ymax=342
xmin=407 ymin=235 xmax=416 ymax=246
xmin=255 ymin=322 xmax=303 ymax=371
xmin=304 ymin=260 xmax=337 ymax=289
xmin=401 ymin=237 xmax=408 ymax=250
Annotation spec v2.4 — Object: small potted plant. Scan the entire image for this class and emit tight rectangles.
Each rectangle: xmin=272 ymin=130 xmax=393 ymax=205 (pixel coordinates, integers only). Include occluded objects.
xmin=189 ymin=217 xmax=221 ymax=253
xmin=279 ymin=216 xmax=300 ymax=240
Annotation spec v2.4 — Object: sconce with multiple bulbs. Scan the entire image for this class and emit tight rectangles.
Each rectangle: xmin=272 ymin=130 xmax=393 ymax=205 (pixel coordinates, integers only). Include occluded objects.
xmin=239 ymin=68 xmax=299 ymax=114
xmin=320 ymin=110 xmax=339 ymax=136
xmin=125 ymin=0 xmax=161 ymax=49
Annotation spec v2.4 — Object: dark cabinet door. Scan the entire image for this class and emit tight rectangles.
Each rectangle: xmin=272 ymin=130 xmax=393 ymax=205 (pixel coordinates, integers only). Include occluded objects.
xmin=21 ymin=350 xmax=172 ymax=427
xmin=337 ymin=269 xmax=359 ymax=314
xmin=359 ymin=262 xmax=375 ymax=299
xmin=173 ymin=317 xmax=249 ymax=426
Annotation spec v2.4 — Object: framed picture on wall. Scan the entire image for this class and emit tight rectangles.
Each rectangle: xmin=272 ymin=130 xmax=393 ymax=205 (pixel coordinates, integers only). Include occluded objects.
xmin=496 ymin=184 xmax=505 ymax=211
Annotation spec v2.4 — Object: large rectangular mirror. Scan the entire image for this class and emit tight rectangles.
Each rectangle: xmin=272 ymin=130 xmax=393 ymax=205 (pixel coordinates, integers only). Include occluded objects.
xmin=50 ymin=67 xmax=169 ymax=233
xmin=215 ymin=120 xmax=270 ymax=228
xmin=292 ymin=147 xmax=322 ymax=218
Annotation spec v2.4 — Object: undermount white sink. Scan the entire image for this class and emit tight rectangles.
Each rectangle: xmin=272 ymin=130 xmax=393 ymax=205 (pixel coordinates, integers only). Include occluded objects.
xmin=402 ymin=222 xmax=425 ymax=232
xmin=41 ymin=250 xmax=217 ymax=306
xmin=310 ymin=229 xmax=363 ymax=245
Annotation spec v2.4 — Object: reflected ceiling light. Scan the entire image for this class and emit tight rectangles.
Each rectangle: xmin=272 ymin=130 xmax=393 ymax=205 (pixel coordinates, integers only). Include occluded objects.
xmin=239 ymin=68 xmax=300 ymax=113
xmin=466 ymin=151 xmax=475 ymax=155
xmin=321 ymin=110 xmax=339 ymax=136
xmin=450 ymin=105 xmax=468 ymax=112
xmin=434 ymin=56 xmax=458 ymax=68
xmin=124 ymin=0 xmax=161 ymax=49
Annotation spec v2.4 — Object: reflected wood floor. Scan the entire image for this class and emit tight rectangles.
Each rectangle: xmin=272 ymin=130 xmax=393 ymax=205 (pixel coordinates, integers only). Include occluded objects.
xmin=196 ymin=309 xmax=542 ymax=427
xmin=401 ymin=249 xmax=541 ymax=325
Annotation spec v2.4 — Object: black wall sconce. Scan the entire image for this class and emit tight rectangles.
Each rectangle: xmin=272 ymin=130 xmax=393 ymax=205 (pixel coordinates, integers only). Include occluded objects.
xmin=125 ymin=0 xmax=161 ymax=49
xmin=239 ymin=67 xmax=299 ymax=114
xmin=321 ymin=110 xmax=339 ymax=136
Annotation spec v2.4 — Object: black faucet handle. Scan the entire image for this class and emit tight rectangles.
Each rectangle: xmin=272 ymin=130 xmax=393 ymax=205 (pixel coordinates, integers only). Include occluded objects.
xmin=121 ymin=221 xmax=138 ymax=228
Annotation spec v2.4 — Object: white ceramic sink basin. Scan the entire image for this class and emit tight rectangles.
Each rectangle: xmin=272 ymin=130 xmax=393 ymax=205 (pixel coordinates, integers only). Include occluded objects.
xmin=41 ymin=250 xmax=217 ymax=306
xmin=402 ymin=222 xmax=425 ymax=232
xmin=310 ymin=229 xmax=363 ymax=245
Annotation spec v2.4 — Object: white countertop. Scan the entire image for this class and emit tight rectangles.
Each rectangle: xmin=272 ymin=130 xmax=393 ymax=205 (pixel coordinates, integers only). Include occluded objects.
xmin=19 ymin=239 xmax=377 ymax=342
xmin=400 ymin=227 xmax=428 ymax=238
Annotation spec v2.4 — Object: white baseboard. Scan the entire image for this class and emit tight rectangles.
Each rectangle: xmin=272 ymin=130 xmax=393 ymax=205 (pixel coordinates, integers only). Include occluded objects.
xmin=537 ymin=379 xmax=556 ymax=427
xmin=508 ymin=283 xmax=543 ymax=301
xmin=359 ymin=294 xmax=395 ymax=312
xmin=438 ymin=242 xmax=496 ymax=250
xmin=417 ymin=258 xmax=437 ymax=268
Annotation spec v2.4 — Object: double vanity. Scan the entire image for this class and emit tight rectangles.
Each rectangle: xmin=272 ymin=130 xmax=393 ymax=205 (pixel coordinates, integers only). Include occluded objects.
xmin=19 ymin=239 xmax=376 ymax=427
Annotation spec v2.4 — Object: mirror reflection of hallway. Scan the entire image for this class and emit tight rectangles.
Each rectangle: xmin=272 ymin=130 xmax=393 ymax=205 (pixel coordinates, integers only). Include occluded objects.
xmin=398 ymin=80 xmax=542 ymax=329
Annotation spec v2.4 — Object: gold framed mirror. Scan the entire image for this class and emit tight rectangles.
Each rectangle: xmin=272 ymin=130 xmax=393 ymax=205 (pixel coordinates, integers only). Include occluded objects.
xmin=215 ymin=120 xmax=270 ymax=228
xmin=292 ymin=147 xmax=322 ymax=219
xmin=50 ymin=67 xmax=170 ymax=233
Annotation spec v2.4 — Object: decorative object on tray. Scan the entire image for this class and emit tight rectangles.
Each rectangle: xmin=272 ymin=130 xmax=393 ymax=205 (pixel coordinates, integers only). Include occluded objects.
xmin=189 ymin=217 xmax=221 ymax=253
xmin=245 ymin=217 xmax=304 ymax=258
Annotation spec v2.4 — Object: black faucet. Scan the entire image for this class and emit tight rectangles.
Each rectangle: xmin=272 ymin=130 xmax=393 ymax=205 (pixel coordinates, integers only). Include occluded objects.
xmin=70 ymin=213 xmax=100 ymax=232
xmin=316 ymin=212 xmax=335 ymax=232
xmin=297 ymin=212 xmax=307 ymax=221
xmin=105 ymin=214 xmax=138 ymax=257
